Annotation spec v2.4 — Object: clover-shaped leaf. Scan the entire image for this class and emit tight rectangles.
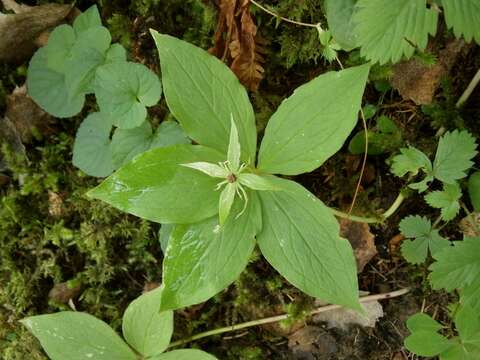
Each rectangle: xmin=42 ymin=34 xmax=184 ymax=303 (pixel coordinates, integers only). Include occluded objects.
xmin=72 ymin=112 xmax=114 ymax=177
xmin=95 ymin=61 xmax=162 ymax=129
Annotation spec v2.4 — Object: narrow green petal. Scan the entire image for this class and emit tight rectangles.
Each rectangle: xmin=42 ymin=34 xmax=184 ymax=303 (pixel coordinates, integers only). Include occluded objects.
xmin=219 ymin=183 xmax=236 ymax=225
xmin=181 ymin=162 xmax=228 ymax=178
xmin=227 ymin=115 xmax=241 ymax=171
xmin=238 ymin=173 xmax=282 ymax=191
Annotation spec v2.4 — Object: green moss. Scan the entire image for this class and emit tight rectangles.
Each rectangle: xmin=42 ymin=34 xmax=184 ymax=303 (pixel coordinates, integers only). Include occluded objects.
xmin=107 ymin=14 xmax=133 ymax=49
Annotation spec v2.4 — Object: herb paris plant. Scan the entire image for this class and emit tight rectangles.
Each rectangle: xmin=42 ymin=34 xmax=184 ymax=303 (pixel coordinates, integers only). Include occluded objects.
xmin=21 ymin=288 xmax=217 ymax=360
xmin=88 ymin=32 xmax=371 ymax=312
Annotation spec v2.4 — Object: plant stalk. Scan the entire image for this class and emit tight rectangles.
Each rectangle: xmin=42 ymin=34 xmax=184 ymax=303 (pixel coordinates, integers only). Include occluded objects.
xmin=167 ymin=288 xmax=410 ymax=348
xmin=249 ymin=0 xmax=320 ymax=29
xmin=456 ymin=68 xmax=480 ymax=108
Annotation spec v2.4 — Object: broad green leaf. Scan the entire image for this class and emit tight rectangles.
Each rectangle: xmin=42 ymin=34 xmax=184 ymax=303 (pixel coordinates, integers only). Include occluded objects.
xmin=161 ymin=193 xmax=262 ymax=311
xmin=429 ymin=237 xmax=480 ymax=292
xmin=27 ymin=47 xmax=84 ymax=118
xmin=159 ymin=224 xmax=174 ymax=253
xmin=455 ymin=304 xmax=480 ymax=342
xmin=65 ymin=26 xmax=112 ymax=96
xmin=72 ymin=112 xmax=114 ymax=177
xmin=122 ymin=287 xmax=173 ymax=357
xmin=238 ymin=173 xmax=281 ymax=191
xmin=112 ymin=121 xmax=190 ymax=168
xmin=87 ymin=144 xmax=224 ymax=224
xmin=258 ymin=64 xmax=370 ymax=175
xmin=391 ymin=146 xmax=432 ymax=178
xmin=468 ymin=172 xmax=480 ymax=212
xmin=325 ymin=0 xmax=358 ymax=50
xmin=441 ymin=344 xmax=480 ymax=360
xmin=150 ymin=121 xmax=190 ymax=148
xmin=405 ymin=331 xmax=452 ymax=357
xmin=425 ymin=183 xmax=462 ymax=222
xmin=105 ymin=44 xmax=127 ymax=63
xmin=354 ymin=0 xmax=438 ymax=64
xmin=73 ymin=5 xmax=102 ymax=34
xmin=45 ymin=24 xmax=75 ymax=72
xmin=153 ymin=349 xmax=218 ymax=360
xmin=400 ymin=215 xmax=449 ymax=264
xmin=407 ymin=313 xmax=444 ymax=333
xmin=219 ymin=183 xmax=236 ymax=225
xmin=95 ymin=61 xmax=162 ymax=129
xmin=20 ymin=312 xmax=136 ymax=360
xmin=257 ymin=178 xmax=360 ymax=310
xmin=151 ymin=31 xmax=257 ymax=163
xmin=433 ymin=130 xmax=478 ymax=184
xmin=461 ymin=282 xmax=480 ymax=313
xmin=442 ymin=0 xmax=480 ymax=44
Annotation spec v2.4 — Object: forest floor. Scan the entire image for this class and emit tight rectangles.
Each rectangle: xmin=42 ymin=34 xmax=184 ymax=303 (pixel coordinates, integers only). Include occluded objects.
xmin=1 ymin=1 xmax=479 ymax=359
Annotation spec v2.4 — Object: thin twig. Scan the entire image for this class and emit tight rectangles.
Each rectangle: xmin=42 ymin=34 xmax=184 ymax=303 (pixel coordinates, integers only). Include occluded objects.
xmin=167 ymin=288 xmax=410 ymax=348
xmin=348 ymin=108 xmax=369 ymax=215
xmin=249 ymin=0 xmax=320 ymax=28
xmin=456 ymin=68 xmax=480 ymax=108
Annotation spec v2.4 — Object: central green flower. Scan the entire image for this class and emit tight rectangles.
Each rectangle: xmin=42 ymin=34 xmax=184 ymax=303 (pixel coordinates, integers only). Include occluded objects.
xmin=182 ymin=116 xmax=278 ymax=225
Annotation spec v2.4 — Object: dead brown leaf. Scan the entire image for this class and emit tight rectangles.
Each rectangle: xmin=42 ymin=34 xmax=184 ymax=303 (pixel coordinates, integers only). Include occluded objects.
xmin=340 ymin=219 xmax=377 ymax=273
xmin=391 ymin=38 xmax=469 ymax=105
xmin=459 ymin=213 xmax=480 ymax=237
xmin=6 ymin=85 xmax=54 ymax=143
xmin=0 ymin=1 xmax=73 ymax=63
xmin=287 ymin=326 xmax=338 ymax=360
xmin=48 ymin=282 xmax=82 ymax=304
xmin=210 ymin=0 xmax=266 ymax=91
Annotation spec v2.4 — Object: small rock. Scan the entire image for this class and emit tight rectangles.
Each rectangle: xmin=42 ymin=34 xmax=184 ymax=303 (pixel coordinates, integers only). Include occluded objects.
xmin=288 ymin=326 xmax=338 ymax=360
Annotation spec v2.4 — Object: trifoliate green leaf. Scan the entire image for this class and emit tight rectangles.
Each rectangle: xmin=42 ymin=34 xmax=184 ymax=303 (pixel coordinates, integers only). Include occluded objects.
xmin=65 ymin=26 xmax=112 ymax=96
xmin=404 ymin=313 xmax=452 ymax=357
xmin=219 ymin=183 xmax=236 ymax=225
xmin=95 ymin=61 xmax=162 ymax=129
xmin=122 ymin=287 xmax=173 ymax=357
xmin=45 ymin=24 xmax=75 ymax=73
xmin=425 ymin=183 xmax=462 ymax=221
xmin=468 ymin=172 xmax=480 ymax=212
xmin=354 ymin=0 xmax=438 ymax=64
xmin=73 ymin=5 xmax=102 ymax=34
xmin=390 ymin=146 xmax=432 ymax=177
xmin=429 ymin=237 xmax=480 ymax=292
xmin=20 ymin=312 xmax=137 ymax=360
xmin=72 ymin=112 xmax=114 ymax=178
xmin=442 ymin=0 xmax=480 ymax=44
xmin=400 ymin=215 xmax=449 ymax=264
xmin=433 ymin=130 xmax=478 ymax=184
xmin=111 ymin=121 xmax=189 ymax=168
xmin=325 ymin=0 xmax=358 ymax=50
xmin=27 ymin=47 xmax=85 ymax=118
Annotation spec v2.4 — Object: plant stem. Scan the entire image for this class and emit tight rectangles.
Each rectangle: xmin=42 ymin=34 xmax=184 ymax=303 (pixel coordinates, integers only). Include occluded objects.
xmin=167 ymin=288 xmax=410 ymax=348
xmin=456 ymin=68 xmax=480 ymax=108
xmin=249 ymin=0 xmax=321 ymax=29
xmin=331 ymin=191 xmax=406 ymax=224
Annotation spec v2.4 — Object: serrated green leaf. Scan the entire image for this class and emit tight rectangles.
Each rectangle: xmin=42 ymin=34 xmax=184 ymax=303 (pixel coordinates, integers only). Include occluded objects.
xmin=161 ymin=193 xmax=261 ymax=311
xmin=27 ymin=47 xmax=84 ymax=118
xmin=390 ymin=146 xmax=432 ymax=177
xmin=325 ymin=0 xmax=358 ymax=50
xmin=442 ymin=0 xmax=480 ymax=44
xmin=454 ymin=304 xmax=480 ymax=343
xmin=95 ymin=61 xmax=162 ymax=129
xmin=429 ymin=237 xmax=480 ymax=292
xmin=405 ymin=330 xmax=452 ymax=357
xmin=461 ymin=282 xmax=480 ymax=313
xmin=354 ymin=0 xmax=438 ymax=64
xmin=72 ymin=112 xmax=114 ymax=177
xmin=407 ymin=313 xmax=444 ymax=332
xmin=468 ymin=172 xmax=480 ymax=212
xmin=87 ymin=144 xmax=224 ymax=224
xmin=45 ymin=24 xmax=75 ymax=73
xmin=258 ymin=64 xmax=370 ymax=176
xmin=20 ymin=312 xmax=136 ymax=360
xmin=257 ymin=178 xmax=360 ymax=310
xmin=153 ymin=349 xmax=218 ymax=360
xmin=122 ymin=287 xmax=173 ymax=357
xmin=73 ymin=5 xmax=102 ymax=34
xmin=425 ymin=183 xmax=462 ymax=221
xmin=151 ymin=31 xmax=257 ymax=163
xmin=65 ymin=26 xmax=112 ymax=96
xmin=400 ymin=215 xmax=449 ymax=264
xmin=433 ymin=130 xmax=478 ymax=184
